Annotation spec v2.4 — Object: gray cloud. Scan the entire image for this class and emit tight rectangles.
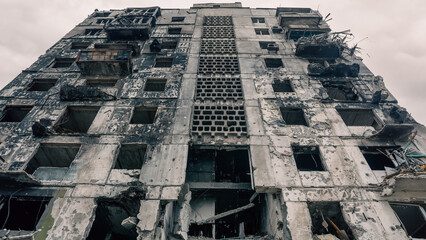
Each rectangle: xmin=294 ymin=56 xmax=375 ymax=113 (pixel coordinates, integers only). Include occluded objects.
xmin=0 ymin=0 xmax=425 ymax=124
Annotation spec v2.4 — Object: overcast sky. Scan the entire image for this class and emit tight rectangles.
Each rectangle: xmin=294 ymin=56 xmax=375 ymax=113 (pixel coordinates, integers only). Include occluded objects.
xmin=0 ymin=0 xmax=425 ymax=124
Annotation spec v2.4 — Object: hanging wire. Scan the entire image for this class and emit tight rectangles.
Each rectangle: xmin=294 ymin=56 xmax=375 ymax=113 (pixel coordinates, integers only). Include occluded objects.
xmin=1 ymin=188 xmax=22 ymax=229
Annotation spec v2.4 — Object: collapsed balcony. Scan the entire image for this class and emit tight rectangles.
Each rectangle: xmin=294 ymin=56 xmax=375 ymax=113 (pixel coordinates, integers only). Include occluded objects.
xmin=104 ymin=7 xmax=161 ymax=41
xmin=276 ymin=8 xmax=331 ymax=40
xmin=76 ymin=48 xmax=133 ymax=76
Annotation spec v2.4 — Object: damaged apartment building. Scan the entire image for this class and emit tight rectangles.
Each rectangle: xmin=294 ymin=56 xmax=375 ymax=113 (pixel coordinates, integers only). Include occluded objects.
xmin=1 ymin=2 xmax=426 ymax=240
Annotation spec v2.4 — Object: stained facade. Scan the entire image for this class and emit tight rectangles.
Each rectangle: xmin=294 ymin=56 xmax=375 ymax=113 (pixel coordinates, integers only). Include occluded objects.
xmin=0 ymin=3 xmax=426 ymax=240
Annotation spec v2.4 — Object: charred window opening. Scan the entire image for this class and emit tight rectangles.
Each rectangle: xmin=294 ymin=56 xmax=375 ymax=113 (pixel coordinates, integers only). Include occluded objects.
xmin=255 ymin=28 xmax=269 ymax=35
xmin=27 ymin=78 xmax=58 ymax=91
xmin=86 ymin=78 xmax=118 ymax=87
xmin=292 ymin=146 xmax=325 ymax=171
xmin=87 ymin=198 xmax=141 ymax=240
xmin=280 ymin=107 xmax=308 ymax=126
xmin=130 ymin=106 xmax=157 ymax=124
xmin=54 ymin=106 xmax=100 ymax=133
xmin=168 ymin=27 xmax=182 ymax=35
xmin=24 ymin=143 xmax=81 ymax=175
xmin=144 ymin=78 xmax=167 ymax=92
xmin=264 ymin=58 xmax=283 ymax=68
xmin=96 ymin=18 xmax=111 ymax=24
xmin=390 ymin=202 xmax=426 ymax=238
xmin=0 ymin=106 xmax=33 ymax=123
xmin=162 ymin=39 xmax=178 ymax=49
xmin=85 ymin=29 xmax=102 ymax=36
xmin=336 ymin=108 xmax=380 ymax=129
xmin=154 ymin=57 xmax=173 ymax=68
xmin=51 ymin=58 xmax=75 ymax=68
xmin=322 ymin=81 xmax=359 ymax=101
xmin=272 ymin=79 xmax=293 ymax=93
xmin=186 ymin=147 xmax=252 ymax=183
xmin=252 ymin=17 xmax=265 ymax=23
xmin=114 ymin=144 xmax=147 ymax=170
xmin=360 ymin=146 xmax=398 ymax=170
xmin=259 ymin=41 xmax=276 ymax=49
xmin=171 ymin=16 xmax=185 ymax=22
xmin=308 ymin=202 xmax=354 ymax=239
xmin=0 ymin=196 xmax=52 ymax=231
xmin=189 ymin=190 xmax=264 ymax=239
xmin=71 ymin=42 xmax=91 ymax=50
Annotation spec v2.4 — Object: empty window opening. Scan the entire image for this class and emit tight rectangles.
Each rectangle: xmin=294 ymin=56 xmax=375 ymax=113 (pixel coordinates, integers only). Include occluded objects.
xmin=0 ymin=197 xmax=52 ymax=231
xmin=27 ymin=78 xmax=57 ymax=91
xmin=265 ymin=58 xmax=283 ymax=68
xmin=154 ymin=57 xmax=173 ymax=68
xmin=85 ymin=29 xmax=102 ymax=36
xmin=308 ymin=202 xmax=354 ymax=239
xmin=168 ymin=27 xmax=182 ymax=35
xmin=272 ymin=79 xmax=293 ymax=93
xmin=87 ymin=198 xmax=141 ymax=240
xmin=114 ymin=144 xmax=147 ymax=170
xmin=189 ymin=190 xmax=265 ymax=239
xmin=96 ymin=18 xmax=111 ymax=24
xmin=252 ymin=17 xmax=265 ymax=23
xmin=186 ymin=147 xmax=252 ymax=183
xmin=360 ymin=146 xmax=398 ymax=170
xmin=259 ymin=41 xmax=276 ymax=49
xmin=51 ymin=58 xmax=75 ymax=68
xmin=171 ymin=16 xmax=185 ymax=22
xmin=53 ymin=106 xmax=100 ymax=133
xmin=144 ymin=78 xmax=167 ymax=92
xmin=86 ymin=78 xmax=118 ymax=87
xmin=390 ymin=202 xmax=426 ymax=238
xmin=71 ymin=42 xmax=91 ymax=50
xmin=24 ymin=143 xmax=81 ymax=175
xmin=322 ymin=81 xmax=358 ymax=101
xmin=0 ymin=106 xmax=33 ymax=123
xmin=292 ymin=146 xmax=325 ymax=171
xmin=255 ymin=28 xmax=269 ymax=35
xmin=130 ymin=106 xmax=157 ymax=124
xmin=280 ymin=107 xmax=308 ymax=126
xmin=337 ymin=109 xmax=380 ymax=129
xmin=162 ymin=39 xmax=178 ymax=49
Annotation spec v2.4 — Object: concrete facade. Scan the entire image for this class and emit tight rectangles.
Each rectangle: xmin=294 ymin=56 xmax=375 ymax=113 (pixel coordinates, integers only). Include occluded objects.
xmin=0 ymin=3 xmax=426 ymax=240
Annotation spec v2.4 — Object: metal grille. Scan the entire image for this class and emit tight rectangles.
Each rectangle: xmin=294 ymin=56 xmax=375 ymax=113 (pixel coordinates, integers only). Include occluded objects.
xmin=200 ymin=39 xmax=237 ymax=54
xmin=204 ymin=16 xmax=233 ymax=26
xmin=203 ymin=26 xmax=235 ymax=38
xmin=196 ymin=77 xmax=243 ymax=101
xmin=198 ymin=56 xmax=240 ymax=75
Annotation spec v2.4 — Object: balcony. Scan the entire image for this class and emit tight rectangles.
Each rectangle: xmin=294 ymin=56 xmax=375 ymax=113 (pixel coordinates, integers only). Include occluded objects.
xmin=76 ymin=48 xmax=132 ymax=76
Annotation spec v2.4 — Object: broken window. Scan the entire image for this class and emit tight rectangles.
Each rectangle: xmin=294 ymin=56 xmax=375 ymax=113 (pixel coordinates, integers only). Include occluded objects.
xmin=0 ymin=106 xmax=33 ymax=123
xmin=130 ymin=106 xmax=157 ymax=124
xmin=53 ymin=106 xmax=100 ymax=133
xmin=186 ymin=147 xmax=252 ymax=183
xmin=51 ymin=58 xmax=75 ymax=68
xmin=71 ymin=42 xmax=91 ymax=50
xmin=308 ymin=202 xmax=354 ymax=239
xmin=27 ymin=78 xmax=57 ymax=91
xmin=280 ymin=107 xmax=308 ymax=126
xmin=360 ymin=146 xmax=398 ymax=170
xmin=322 ymin=80 xmax=359 ymax=101
xmin=264 ymin=58 xmax=284 ymax=68
xmin=0 ymin=196 xmax=52 ymax=231
xmin=154 ymin=57 xmax=173 ymax=68
xmin=85 ymin=29 xmax=102 ymax=36
xmin=252 ymin=17 xmax=265 ymax=23
xmin=336 ymin=108 xmax=380 ymax=129
xmin=189 ymin=190 xmax=264 ymax=239
xmin=144 ymin=78 xmax=167 ymax=92
xmin=272 ymin=79 xmax=293 ymax=92
xmin=292 ymin=146 xmax=325 ymax=171
xmin=171 ymin=16 xmax=185 ymax=22
xmin=114 ymin=144 xmax=147 ymax=170
xmin=24 ymin=143 xmax=81 ymax=175
xmin=255 ymin=28 xmax=269 ymax=35
xmin=168 ymin=27 xmax=182 ymax=35
xmin=87 ymin=197 xmax=141 ymax=240
xmin=96 ymin=18 xmax=111 ymax=24
xmin=390 ymin=202 xmax=426 ymax=238
xmin=86 ymin=78 xmax=118 ymax=87
xmin=161 ymin=39 xmax=178 ymax=49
